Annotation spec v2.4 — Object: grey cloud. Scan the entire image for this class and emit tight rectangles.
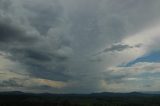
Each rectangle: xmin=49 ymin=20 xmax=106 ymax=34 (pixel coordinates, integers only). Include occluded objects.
xmin=0 ymin=22 xmax=36 ymax=43
xmin=30 ymin=85 xmax=54 ymax=92
xmin=23 ymin=0 xmax=63 ymax=35
xmin=10 ymin=49 xmax=53 ymax=62
xmin=0 ymin=0 xmax=72 ymax=82
xmin=104 ymin=44 xmax=132 ymax=52
xmin=104 ymin=74 xmax=127 ymax=84
xmin=94 ymin=43 xmax=142 ymax=56
xmin=0 ymin=79 xmax=23 ymax=87
xmin=0 ymin=0 xmax=11 ymax=10
xmin=23 ymin=50 xmax=53 ymax=62
xmin=8 ymin=48 xmax=72 ymax=81
xmin=144 ymin=84 xmax=152 ymax=88
xmin=0 ymin=0 xmax=160 ymax=93
xmin=28 ymin=64 xmax=71 ymax=81
xmin=103 ymin=62 xmax=160 ymax=85
xmin=104 ymin=44 xmax=142 ymax=52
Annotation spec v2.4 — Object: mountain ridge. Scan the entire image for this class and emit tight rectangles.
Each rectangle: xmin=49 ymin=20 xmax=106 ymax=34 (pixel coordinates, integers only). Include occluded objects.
xmin=0 ymin=91 xmax=160 ymax=96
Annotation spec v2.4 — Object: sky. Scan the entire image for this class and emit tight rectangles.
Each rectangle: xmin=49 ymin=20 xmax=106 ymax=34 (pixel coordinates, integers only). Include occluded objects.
xmin=0 ymin=0 xmax=160 ymax=93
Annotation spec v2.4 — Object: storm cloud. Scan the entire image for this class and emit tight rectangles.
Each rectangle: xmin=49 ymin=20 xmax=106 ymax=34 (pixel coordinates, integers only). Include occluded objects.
xmin=0 ymin=0 xmax=160 ymax=93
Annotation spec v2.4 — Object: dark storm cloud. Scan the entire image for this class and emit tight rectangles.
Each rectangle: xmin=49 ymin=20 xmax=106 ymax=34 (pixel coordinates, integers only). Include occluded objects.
xmin=7 ymin=48 xmax=71 ymax=81
xmin=0 ymin=0 xmax=72 ymax=82
xmin=27 ymin=64 xmax=71 ymax=81
xmin=0 ymin=0 xmax=160 ymax=93
xmin=21 ymin=49 xmax=69 ymax=63
xmin=0 ymin=22 xmax=36 ymax=43
xmin=24 ymin=50 xmax=52 ymax=61
xmin=10 ymin=49 xmax=53 ymax=62
xmin=7 ymin=46 xmax=72 ymax=81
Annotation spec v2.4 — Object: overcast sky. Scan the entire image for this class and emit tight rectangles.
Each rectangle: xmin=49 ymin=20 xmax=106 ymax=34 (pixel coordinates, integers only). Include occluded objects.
xmin=0 ymin=0 xmax=160 ymax=93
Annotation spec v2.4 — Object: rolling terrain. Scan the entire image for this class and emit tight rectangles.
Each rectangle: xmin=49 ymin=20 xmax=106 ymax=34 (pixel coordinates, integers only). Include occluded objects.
xmin=0 ymin=91 xmax=160 ymax=106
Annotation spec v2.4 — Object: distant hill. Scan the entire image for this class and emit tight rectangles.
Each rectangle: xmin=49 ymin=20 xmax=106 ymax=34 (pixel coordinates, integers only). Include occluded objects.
xmin=0 ymin=91 xmax=160 ymax=97
xmin=90 ymin=92 xmax=147 ymax=97
xmin=0 ymin=91 xmax=160 ymax=106
xmin=142 ymin=91 xmax=160 ymax=94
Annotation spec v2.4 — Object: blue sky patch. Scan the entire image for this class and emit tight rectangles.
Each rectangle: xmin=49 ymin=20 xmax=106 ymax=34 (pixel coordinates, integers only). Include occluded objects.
xmin=124 ymin=51 xmax=160 ymax=67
